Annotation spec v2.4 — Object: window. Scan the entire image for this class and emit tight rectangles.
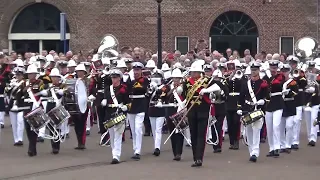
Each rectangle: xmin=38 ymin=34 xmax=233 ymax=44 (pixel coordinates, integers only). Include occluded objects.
xmin=280 ymin=37 xmax=294 ymax=55
xmin=175 ymin=37 xmax=189 ymax=54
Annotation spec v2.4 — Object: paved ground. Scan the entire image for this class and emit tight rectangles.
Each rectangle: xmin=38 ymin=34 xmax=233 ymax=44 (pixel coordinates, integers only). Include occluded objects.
xmin=0 ymin=116 xmax=319 ymax=180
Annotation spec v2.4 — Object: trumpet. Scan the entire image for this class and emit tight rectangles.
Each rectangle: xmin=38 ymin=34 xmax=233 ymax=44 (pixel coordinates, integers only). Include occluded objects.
xmin=229 ymin=70 xmax=243 ymax=80
xmin=292 ymin=69 xmax=300 ymax=78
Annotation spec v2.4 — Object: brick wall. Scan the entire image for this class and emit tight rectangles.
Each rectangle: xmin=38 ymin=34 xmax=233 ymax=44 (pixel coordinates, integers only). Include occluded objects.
xmin=0 ymin=0 xmax=318 ymax=54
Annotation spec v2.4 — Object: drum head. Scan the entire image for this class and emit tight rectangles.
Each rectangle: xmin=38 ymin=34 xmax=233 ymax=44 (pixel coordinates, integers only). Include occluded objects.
xmin=76 ymin=79 xmax=88 ymax=113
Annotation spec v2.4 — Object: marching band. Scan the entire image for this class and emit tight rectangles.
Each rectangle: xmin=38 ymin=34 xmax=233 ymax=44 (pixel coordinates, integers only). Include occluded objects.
xmin=1 ymin=35 xmax=320 ymax=168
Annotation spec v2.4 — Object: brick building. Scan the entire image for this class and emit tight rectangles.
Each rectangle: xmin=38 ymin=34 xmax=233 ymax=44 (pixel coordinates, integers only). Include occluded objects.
xmin=0 ymin=0 xmax=318 ymax=56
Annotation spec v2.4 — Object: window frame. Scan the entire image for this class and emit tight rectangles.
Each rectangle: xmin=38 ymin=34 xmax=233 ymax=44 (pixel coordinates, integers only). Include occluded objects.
xmin=279 ymin=36 xmax=295 ymax=55
xmin=175 ymin=36 xmax=189 ymax=54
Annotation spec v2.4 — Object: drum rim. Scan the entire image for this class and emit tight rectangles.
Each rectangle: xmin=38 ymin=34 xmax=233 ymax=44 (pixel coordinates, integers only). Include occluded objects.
xmin=25 ymin=107 xmax=43 ymax=117
xmin=76 ymin=79 xmax=87 ymax=113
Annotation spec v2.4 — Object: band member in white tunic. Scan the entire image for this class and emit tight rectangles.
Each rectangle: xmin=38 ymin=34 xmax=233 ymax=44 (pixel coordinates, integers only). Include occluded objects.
xmin=7 ymin=67 xmax=26 ymax=146
xmin=127 ymin=62 xmax=149 ymax=160
xmin=237 ymin=62 xmax=268 ymax=162
xmin=279 ymin=64 xmax=298 ymax=153
xmin=101 ymin=69 xmax=129 ymax=164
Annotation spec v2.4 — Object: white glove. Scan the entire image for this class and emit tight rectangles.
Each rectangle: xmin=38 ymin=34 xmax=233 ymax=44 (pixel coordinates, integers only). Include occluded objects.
xmin=56 ymin=89 xmax=64 ymax=96
xmin=176 ymin=86 xmax=183 ymax=95
xmin=156 ymin=101 xmax=162 ymax=107
xmin=40 ymin=90 xmax=48 ymax=96
xmin=88 ymin=95 xmax=96 ymax=101
xmin=120 ymin=104 xmax=128 ymax=112
xmin=256 ymin=99 xmax=265 ymax=106
xmin=150 ymin=82 xmax=158 ymax=89
xmin=237 ymin=110 xmax=243 ymax=115
xmin=199 ymin=88 xmax=208 ymax=95
xmin=282 ymin=89 xmax=290 ymax=95
xmin=306 ymin=87 xmax=315 ymax=93
xmin=101 ymin=99 xmax=107 ymax=106
xmin=220 ymin=90 xmax=225 ymax=96
xmin=24 ymin=99 xmax=33 ymax=103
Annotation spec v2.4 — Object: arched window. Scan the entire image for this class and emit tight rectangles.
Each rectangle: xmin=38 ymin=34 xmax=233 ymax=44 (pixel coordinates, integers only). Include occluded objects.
xmin=209 ymin=11 xmax=259 ymax=57
xmin=11 ymin=3 xmax=70 ymax=33
xmin=210 ymin=11 xmax=258 ymax=36
xmin=9 ymin=3 xmax=70 ymax=55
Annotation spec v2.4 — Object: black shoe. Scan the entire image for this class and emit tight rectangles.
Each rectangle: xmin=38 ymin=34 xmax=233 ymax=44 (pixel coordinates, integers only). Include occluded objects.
xmin=260 ymin=138 xmax=266 ymax=143
xmin=285 ymin=148 xmax=291 ymax=154
xmin=52 ymin=149 xmax=59 ymax=155
xmin=37 ymin=137 xmax=44 ymax=143
xmin=28 ymin=151 xmax=37 ymax=157
xmin=1 ymin=124 xmax=4 ymax=128
xmin=173 ymin=155 xmax=181 ymax=161
xmin=308 ymin=141 xmax=316 ymax=146
xmin=153 ymin=148 xmax=160 ymax=156
xmin=74 ymin=144 xmax=86 ymax=150
xmin=233 ymin=141 xmax=239 ymax=150
xmin=273 ymin=149 xmax=280 ymax=157
xmin=291 ymin=144 xmax=299 ymax=150
xmin=229 ymin=145 xmax=234 ymax=150
xmin=318 ymin=132 xmax=320 ymax=137
xmin=266 ymin=150 xmax=274 ymax=157
xmin=66 ymin=134 xmax=70 ymax=139
xmin=213 ymin=148 xmax=222 ymax=153
xmin=280 ymin=149 xmax=286 ymax=153
xmin=111 ymin=158 xmax=120 ymax=164
xmin=16 ymin=141 xmax=23 ymax=146
xmin=131 ymin=154 xmax=140 ymax=160
xmin=144 ymin=133 xmax=150 ymax=136
xmin=191 ymin=160 xmax=202 ymax=167
xmin=86 ymin=130 xmax=90 ymax=136
xmin=249 ymin=155 xmax=257 ymax=162
xmin=222 ymin=137 xmax=225 ymax=141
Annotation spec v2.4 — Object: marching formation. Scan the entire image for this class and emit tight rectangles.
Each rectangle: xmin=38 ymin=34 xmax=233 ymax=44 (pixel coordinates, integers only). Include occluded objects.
xmin=1 ymin=35 xmax=320 ymax=168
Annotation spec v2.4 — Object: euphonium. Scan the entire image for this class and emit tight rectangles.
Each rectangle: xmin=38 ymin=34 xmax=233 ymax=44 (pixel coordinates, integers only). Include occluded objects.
xmin=292 ymin=69 xmax=300 ymax=78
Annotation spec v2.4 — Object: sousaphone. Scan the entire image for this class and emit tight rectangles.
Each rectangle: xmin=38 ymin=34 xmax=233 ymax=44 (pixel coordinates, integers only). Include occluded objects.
xmin=97 ymin=34 xmax=120 ymax=66
xmin=295 ymin=36 xmax=319 ymax=61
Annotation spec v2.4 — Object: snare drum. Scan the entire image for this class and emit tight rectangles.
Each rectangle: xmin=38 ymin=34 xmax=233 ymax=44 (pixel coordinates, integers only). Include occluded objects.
xmin=24 ymin=107 xmax=50 ymax=131
xmin=169 ymin=108 xmax=189 ymax=130
xmin=104 ymin=112 xmax=126 ymax=129
xmin=47 ymin=105 xmax=71 ymax=127
xmin=63 ymin=79 xmax=88 ymax=114
xmin=241 ymin=110 xmax=264 ymax=126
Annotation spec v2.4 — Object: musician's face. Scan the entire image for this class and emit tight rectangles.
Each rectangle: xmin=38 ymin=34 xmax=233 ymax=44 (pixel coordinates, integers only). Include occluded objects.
xmin=204 ymin=70 xmax=213 ymax=76
xmin=133 ymin=68 xmax=142 ymax=79
xmin=76 ymin=71 xmax=86 ymax=78
xmin=172 ymin=77 xmax=181 ymax=84
xmin=269 ymin=66 xmax=278 ymax=76
xmin=40 ymin=61 xmax=45 ymax=68
xmin=289 ymin=62 xmax=297 ymax=69
xmin=251 ymin=68 xmax=259 ymax=77
xmin=51 ymin=76 xmax=60 ymax=84
xmin=68 ymin=67 xmax=75 ymax=73
xmin=111 ymin=76 xmax=121 ymax=84
xmin=191 ymin=71 xmax=201 ymax=78
xmin=16 ymin=73 xmax=24 ymax=81
xmin=60 ymin=67 xmax=68 ymax=75
xmin=27 ymin=73 xmax=37 ymax=80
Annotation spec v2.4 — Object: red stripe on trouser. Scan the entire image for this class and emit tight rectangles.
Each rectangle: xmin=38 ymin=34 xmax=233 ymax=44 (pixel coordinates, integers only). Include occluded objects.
xmin=202 ymin=124 xmax=208 ymax=160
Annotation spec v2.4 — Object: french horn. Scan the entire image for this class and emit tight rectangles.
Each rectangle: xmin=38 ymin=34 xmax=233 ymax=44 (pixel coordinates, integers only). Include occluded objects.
xmin=295 ymin=36 xmax=319 ymax=61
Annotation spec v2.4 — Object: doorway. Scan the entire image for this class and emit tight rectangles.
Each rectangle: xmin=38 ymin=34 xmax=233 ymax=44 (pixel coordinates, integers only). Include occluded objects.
xmin=12 ymin=40 xmax=39 ymax=55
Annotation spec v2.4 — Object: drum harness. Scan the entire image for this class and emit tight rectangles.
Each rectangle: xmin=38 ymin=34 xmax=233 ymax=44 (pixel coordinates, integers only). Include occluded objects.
xmin=100 ymin=84 xmax=125 ymax=146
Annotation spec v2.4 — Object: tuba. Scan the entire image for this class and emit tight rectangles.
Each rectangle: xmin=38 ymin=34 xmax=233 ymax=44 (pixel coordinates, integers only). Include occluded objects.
xmin=97 ymin=34 xmax=120 ymax=65
xmin=295 ymin=36 xmax=319 ymax=62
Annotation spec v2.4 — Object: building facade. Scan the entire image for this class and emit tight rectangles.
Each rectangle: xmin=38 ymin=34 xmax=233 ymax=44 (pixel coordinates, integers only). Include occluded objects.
xmin=0 ymin=0 xmax=319 ymax=56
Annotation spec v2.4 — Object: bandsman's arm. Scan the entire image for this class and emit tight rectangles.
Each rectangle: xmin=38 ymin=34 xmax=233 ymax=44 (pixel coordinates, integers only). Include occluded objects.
xmin=287 ymin=80 xmax=299 ymax=98
xmin=237 ymin=80 xmax=246 ymax=109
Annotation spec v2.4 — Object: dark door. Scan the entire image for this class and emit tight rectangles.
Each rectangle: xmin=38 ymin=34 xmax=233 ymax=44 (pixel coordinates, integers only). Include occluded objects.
xmin=43 ymin=40 xmax=69 ymax=54
xmin=12 ymin=40 xmax=39 ymax=55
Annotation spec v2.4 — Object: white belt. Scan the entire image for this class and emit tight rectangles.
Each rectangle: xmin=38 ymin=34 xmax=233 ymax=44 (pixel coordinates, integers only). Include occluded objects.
xmin=298 ymin=89 xmax=303 ymax=92
xmin=97 ymin=89 xmax=104 ymax=93
xmin=107 ymin=104 xmax=119 ymax=108
xmin=284 ymin=98 xmax=294 ymax=101
xmin=245 ymin=100 xmax=255 ymax=106
xmin=229 ymin=92 xmax=240 ymax=96
xmin=270 ymin=92 xmax=282 ymax=96
xmin=129 ymin=95 xmax=145 ymax=99
xmin=0 ymin=94 xmax=4 ymax=97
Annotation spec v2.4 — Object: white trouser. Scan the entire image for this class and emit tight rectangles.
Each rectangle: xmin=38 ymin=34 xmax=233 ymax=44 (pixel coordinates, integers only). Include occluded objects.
xmin=149 ymin=117 xmax=165 ymax=149
xmin=0 ymin=111 xmax=5 ymax=125
xmin=86 ymin=108 xmax=91 ymax=131
xmin=265 ymin=109 xmax=283 ymax=151
xmin=245 ymin=118 xmax=263 ymax=157
xmin=60 ymin=120 xmax=69 ymax=136
xmin=38 ymin=101 xmax=47 ymax=138
xmin=9 ymin=111 xmax=24 ymax=143
xmin=304 ymin=105 xmax=319 ymax=142
xmin=280 ymin=116 xmax=294 ymax=149
xmin=222 ymin=118 xmax=228 ymax=137
xmin=128 ymin=112 xmax=145 ymax=154
xmin=184 ymin=127 xmax=191 ymax=144
xmin=109 ymin=123 xmax=125 ymax=161
xmin=292 ymin=106 xmax=303 ymax=145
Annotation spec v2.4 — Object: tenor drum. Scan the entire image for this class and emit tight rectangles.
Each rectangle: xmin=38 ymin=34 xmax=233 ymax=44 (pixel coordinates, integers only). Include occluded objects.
xmin=63 ymin=79 xmax=88 ymax=114
xmin=103 ymin=112 xmax=126 ymax=129
xmin=47 ymin=105 xmax=71 ymax=127
xmin=169 ymin=108 xmax=189 ymax=130
xmin=241 ymin=110 xmax=264 ymax=126
xmin=24 ymin=107 xmax=50 ymax=131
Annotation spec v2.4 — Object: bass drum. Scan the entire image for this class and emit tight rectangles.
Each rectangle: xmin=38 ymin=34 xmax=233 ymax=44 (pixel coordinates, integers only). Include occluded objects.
xmin=63 ymin=79 xmax=88 ymax=114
